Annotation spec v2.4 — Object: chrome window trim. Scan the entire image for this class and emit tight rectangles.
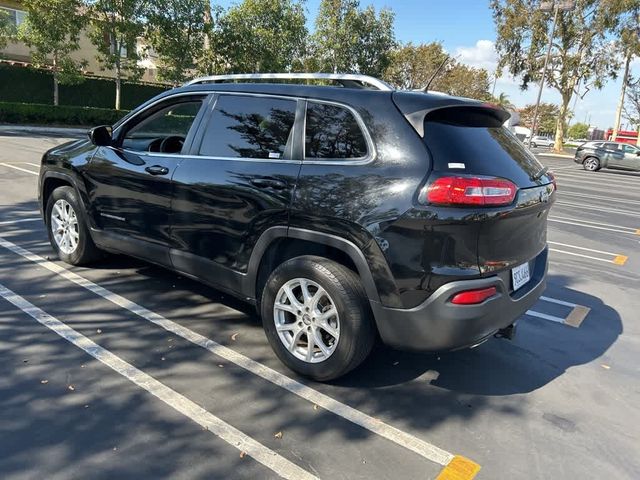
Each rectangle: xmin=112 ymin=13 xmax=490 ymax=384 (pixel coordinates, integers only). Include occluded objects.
xmin=113 ymin=90 xmax=376 ymax=165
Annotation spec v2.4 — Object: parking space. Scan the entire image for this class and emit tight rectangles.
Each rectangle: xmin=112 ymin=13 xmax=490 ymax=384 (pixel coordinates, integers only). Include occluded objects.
xmin=1 ymin=135 xmax=639 ymax=479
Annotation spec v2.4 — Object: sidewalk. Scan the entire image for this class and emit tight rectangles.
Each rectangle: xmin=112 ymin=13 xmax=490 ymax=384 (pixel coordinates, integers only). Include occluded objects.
xmin=0 ymin=124 xmax=87 ymax=138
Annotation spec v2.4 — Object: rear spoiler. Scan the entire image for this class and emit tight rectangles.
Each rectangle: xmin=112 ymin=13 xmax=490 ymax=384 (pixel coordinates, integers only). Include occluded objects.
xmin=392 ymin=91 xmax=511 ymax=137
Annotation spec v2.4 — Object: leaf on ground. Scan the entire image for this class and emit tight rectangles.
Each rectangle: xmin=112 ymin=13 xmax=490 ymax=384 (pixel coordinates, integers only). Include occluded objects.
xmin=392 ymin=361 xmax=399 ymax=366
xmin=274 ymin=431 xmax=283 ymax=439
xmin=218 ymin=364 xmax=224 ymax=368
xmin=239 ymin=451 xmax=247 ymax=459
xmin=601 ymin=364 xmax=611 ymax=369
xmin=40 ymin=379 xmax=48 ymax=384
xmin=231 ymin=333 xmax=239 ymax=341
xmin=313 ymin=404 xmax=319 ymax=411
xmin=68 ymin=385 xmax=75 ymax=391
xmin=96 ymin=329 xmax=102 ymax=334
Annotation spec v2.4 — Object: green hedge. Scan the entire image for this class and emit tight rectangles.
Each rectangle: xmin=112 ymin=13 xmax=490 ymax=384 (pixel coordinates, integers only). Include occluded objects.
xmin=0 ymin=102 xmax=129 ymax=127
xmin=0 ymin=64 xmax=168 ymax=109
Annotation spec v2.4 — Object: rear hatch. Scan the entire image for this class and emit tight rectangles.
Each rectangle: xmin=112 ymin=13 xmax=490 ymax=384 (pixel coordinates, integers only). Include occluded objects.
xmin=394 ymin=92 xmax=555 ymax=282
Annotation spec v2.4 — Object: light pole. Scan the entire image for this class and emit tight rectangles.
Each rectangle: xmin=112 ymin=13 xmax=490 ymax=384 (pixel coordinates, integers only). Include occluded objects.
xmin=527 ymin=0 xmax=576 ymax=149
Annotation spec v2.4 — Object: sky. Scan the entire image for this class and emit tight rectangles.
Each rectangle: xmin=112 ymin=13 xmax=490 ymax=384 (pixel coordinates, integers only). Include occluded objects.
xmin=215 ymin=0 xmax=636 ymax=131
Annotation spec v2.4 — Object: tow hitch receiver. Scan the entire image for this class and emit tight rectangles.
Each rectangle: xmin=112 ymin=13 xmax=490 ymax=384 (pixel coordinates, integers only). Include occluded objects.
xmin=495 ymin=323 xmax=517 ymax=340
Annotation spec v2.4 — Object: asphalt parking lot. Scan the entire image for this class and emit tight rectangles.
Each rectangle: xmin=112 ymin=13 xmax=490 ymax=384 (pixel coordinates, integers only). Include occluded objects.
xmin=1 ymin=132 xmax=639 ymax=480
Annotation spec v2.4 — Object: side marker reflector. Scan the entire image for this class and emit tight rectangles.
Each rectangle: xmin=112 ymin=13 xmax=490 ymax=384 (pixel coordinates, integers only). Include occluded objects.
xmin=436 ymin=455 xmax=481 ymax=480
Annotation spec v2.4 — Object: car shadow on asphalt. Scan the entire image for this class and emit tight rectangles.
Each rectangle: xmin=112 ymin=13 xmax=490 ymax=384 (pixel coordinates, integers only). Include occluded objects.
xmin=334 ymin=273 xmax=621 ymax=396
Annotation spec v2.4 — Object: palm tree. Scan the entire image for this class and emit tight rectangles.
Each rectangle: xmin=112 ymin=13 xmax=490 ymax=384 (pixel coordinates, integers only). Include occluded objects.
xmin=493 ymin=92 xmax=515 ymax=110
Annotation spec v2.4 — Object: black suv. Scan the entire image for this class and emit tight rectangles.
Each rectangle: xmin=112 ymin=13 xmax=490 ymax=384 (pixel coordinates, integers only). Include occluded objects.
xmin=38 ymin=73 xmax=555 ymax=380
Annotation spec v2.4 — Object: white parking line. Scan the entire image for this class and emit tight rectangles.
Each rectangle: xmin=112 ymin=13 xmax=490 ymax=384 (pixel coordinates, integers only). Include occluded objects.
xmin=23 ymin=162 xmax=41 ymax=168
xmin=549 ymin=248 xmax=624 ymax=264
xmin=0 ymin=162 xmax=38 ymax=175
xmin=556 ymin=172 xmax=640 ymax=189
xmin=0 ymin=283 xmax=318 ymax=480
xmin=555 ymin=201 xmax=640 ymax=218
xmin=548 ymin=241 xmax=620 ymax=256
xmin=0 ymin=217 xmax=41 ymax=226
xmin=0 ymin=236 xmax=458 ymax=468
xmin=540 ymin=296 xmax=576 ymax=308
xmin=559 ymin=190 xmax=640 ymax=206
xmin=548 ymin=218 xmax=639 ymax=235
xmin=525 ymin=310 xmax=565 ymax=324
xmin=550 ymin=215 xmax=638 ymax=232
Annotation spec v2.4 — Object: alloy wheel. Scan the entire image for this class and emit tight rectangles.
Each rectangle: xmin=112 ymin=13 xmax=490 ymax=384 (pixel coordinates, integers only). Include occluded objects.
xmin=51 ymin=199 xmax=79 ymax=254
xmin=273 ymin=277 xmax=340 ymax=363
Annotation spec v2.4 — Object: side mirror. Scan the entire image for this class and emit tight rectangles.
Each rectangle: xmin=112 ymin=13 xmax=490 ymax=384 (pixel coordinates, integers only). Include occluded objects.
xmin=88 ymin=125 xmax=113 ymax=146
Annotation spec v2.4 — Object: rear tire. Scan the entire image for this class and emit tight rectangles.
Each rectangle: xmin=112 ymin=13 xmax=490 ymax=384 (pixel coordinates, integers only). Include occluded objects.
xmin=531 ymin=142 xmax=537 ymax=148
xmin=261 ymin=255 xmax=375 ymax=381
xmin=46 ymin=186 xmax=102 ymax=265
xmin=583 ymin=157 xmax=600 ymax=172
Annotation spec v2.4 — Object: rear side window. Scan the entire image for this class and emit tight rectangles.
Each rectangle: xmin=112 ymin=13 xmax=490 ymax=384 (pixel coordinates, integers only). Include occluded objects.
xmin=199 ymin=95 xmax=296 ymax=159
xmin=423 ymin=107 xmax=545 ymax=185
xmin=305 ymin=102 xmax=368 ymax=159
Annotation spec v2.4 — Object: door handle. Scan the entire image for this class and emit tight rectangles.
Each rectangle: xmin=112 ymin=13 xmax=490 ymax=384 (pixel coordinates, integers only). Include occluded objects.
xmin=250 ymin=178 xmax=287 ymax=190
xmin=145 ymin=165 xmax=169 ymax=176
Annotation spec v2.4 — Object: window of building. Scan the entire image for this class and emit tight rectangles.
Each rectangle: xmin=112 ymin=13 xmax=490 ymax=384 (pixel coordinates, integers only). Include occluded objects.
xmin=1 ymin=7 xmax=27 ymax=28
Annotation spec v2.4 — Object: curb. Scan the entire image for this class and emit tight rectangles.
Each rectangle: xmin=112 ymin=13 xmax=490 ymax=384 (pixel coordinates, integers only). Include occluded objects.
xmin=537 ymin=152 xmax=574 ymax=159
xmin=0 ymin=125 xmax=87 ymax=137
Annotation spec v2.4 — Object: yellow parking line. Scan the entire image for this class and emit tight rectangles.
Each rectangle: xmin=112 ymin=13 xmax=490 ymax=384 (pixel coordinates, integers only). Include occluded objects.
xmin=635 ymin=229 xmax=640 ymax=235
xmin=564 ymin=305 xmax=591 ymax=328
xmin=436 ymin=456 xmax=481 ymax=480
xmin=613 ymin=255 xmax=628 ymax=266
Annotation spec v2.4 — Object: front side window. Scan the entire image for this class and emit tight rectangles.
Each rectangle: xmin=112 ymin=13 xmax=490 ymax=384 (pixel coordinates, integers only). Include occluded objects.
xmin=199 ymin=95 xmax=296 ymax=159
xmin=304 ymin=102 xmax=368 ymax=159
xmin=623 ymin=144 xmax=639 ymax=154
xmin=121 ymin=99 xmax=203 ymax=153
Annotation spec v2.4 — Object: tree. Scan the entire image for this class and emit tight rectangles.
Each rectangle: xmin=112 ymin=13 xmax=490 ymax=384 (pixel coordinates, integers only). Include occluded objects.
xmin=87 ymin=0 xmax=147 ymax=110
xmin=383 ymin=42 xmax=491 ymax=100
xmin=493 ymin=92 xmax=515 ymax=109
xmin=491 ymin=0 xmax=618 ymax=151
xmin=147 ymin=0 xmax=208 ymax=85
xmin=17 ymin=0 xmax=86 ymax=106
xmin=213 ymin=0 xmax=307 ymax=74
xmin=311 ymin=0 xmax=395 ymax=77
xmin=567 ymin=122 xmax=589 ymax=139
xmin=0 ymin=8 xmax=13 ymax=50
xmin=624 ymin=79 xmax=640 ymax=129
xmin=603 ymin=0 xmax=640 ymax=140
xmin=519 ymin=103 xmax=560 ymax=135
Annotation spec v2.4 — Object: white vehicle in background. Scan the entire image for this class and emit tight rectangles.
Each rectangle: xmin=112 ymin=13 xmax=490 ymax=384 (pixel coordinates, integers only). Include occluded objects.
xmin=526 ymin=135 xmax=554 ymax=148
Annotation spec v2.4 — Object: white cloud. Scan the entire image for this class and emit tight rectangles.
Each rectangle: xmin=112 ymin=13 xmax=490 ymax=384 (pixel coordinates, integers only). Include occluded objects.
xmin=455 ymin=40 xmax=498 ymax=73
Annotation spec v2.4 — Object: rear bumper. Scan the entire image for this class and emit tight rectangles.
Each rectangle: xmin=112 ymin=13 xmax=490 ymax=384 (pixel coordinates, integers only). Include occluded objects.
xmin=370 ymin=248 xmax=548 ymax=352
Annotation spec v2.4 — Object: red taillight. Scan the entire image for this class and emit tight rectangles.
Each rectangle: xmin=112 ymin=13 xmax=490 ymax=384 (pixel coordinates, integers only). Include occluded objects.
xmin=425 ymin=176 xmax=517 ymax=206
xmin=450 ymin=287 xmax=497 ymax=305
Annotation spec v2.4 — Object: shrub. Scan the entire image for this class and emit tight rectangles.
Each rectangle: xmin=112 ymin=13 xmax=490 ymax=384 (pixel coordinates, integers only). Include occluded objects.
xmin=0 ymin=64 xmax=168 ymax=109
xmin=0 ymin=102 xmax=128 ymax=127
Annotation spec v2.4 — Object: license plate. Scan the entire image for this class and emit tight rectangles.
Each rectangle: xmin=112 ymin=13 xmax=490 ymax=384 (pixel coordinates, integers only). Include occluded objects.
xmin=512 ymin=263 xmax=530 ymax=291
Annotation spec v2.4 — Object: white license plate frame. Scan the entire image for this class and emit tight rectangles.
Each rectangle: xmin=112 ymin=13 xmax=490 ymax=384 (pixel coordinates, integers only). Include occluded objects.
xmin=512 ymin=262 xmax=531 ymax=291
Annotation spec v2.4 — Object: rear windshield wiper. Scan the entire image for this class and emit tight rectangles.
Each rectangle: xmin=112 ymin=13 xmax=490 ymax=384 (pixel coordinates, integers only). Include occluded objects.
xmin=532 ymin=166 xmax=548 ymax=181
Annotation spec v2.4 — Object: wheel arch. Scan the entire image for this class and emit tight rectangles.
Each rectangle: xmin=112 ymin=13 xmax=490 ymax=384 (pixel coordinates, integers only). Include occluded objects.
xmin=246 ymin=227 xmax=380 ymax=305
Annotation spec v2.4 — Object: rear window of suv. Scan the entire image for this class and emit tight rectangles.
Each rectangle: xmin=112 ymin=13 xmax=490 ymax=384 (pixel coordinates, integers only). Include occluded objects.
xmin=423 ymin=107 xmax=545 ymax=184
xmin=304 ymin=102 xmax=368 ymax=160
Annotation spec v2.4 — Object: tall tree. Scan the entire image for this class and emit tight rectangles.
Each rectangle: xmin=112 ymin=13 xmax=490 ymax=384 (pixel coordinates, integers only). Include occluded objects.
xmin=311 ymin=0 xmax=395 ymax=77
xmin=0 ymin=8 xmax=13 ymax=50
xmin=491 ymin=0 xmax=618 ymax=151
xmin=624 ymin=79 xmax=640 ymax=131
xmin=17 ymin=0 xmax=86 ymax=106
xmin=214 ymin=0 xmax=307 ymax=73
xmin=147 ymin=0 xmax=208 ymax=85
xmin=383 ymin=42 xmax=492 ymax=100
xmin=604 ymin=0 xmax=640 ymax=141
xmin=567 ymin=122 xmax=589 ymax=139
xmin=493 ymin=92 xmax=515 ymax=109
xmin=87 ymin=0 xmax=147 ymax=110
xmin=519 ymin=102 xmax=560 ymax=135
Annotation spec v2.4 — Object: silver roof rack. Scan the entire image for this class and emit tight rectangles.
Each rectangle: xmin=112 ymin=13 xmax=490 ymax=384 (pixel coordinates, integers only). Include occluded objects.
xmin=184 ymin=73 xmax=394 ymax=91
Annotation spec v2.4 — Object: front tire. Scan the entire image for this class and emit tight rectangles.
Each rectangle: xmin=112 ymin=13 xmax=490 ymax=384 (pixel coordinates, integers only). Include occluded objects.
xmin=261 ymin=256 xmax=375 ymax=381
xmin=46 ymin=186 xmax=102 ymax=265
xmin=583 ymin=157 xmax=600 ymax=171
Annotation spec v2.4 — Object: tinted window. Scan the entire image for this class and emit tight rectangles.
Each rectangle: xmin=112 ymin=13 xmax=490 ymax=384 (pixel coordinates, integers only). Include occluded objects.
xmin=424 ymin=111 xmax=546 ymax=187
xmin=623 ymin=144 xmax=638 ymax=154
xmin=122 ymin=100 xmax=203 ymax=152
xmin=605 ymin=143 xmax=620 ymax=150
xmin=199 ymin=95 xmax=296 ymax=159
xmin=305 ymin=102 xmax=368 ymax=159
